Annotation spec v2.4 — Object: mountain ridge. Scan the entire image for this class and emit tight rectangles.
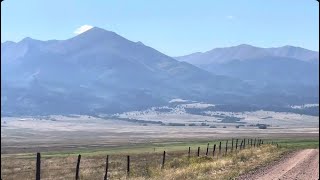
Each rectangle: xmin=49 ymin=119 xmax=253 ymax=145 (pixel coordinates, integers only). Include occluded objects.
xmin=175 ymin=43 xmax=319 ymax=95
xmin=2 ymin=27 xmax=257 ymax=115
xmin=175 ymin=44 xmax=319 ymax=64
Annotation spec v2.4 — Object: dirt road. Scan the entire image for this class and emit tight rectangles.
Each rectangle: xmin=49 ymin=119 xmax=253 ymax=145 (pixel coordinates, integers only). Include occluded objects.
xmin=238 ymin=149 xmax=319 ymax=180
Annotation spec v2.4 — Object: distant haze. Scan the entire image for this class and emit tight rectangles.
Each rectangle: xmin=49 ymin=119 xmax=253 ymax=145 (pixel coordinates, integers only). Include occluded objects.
xmin=1 ymin=27 xmax=319 ymax=115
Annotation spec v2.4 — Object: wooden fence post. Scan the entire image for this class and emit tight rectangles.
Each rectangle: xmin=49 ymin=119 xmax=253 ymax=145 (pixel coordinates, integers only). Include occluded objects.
xmin=197 ymin=147 xmax=200 ymax=157
xmin=240 ymin=140 xmax=243 ymax=150
xmin=162 ymin=151 xmax=166 ymax=169
xmin=231 ymin=138 xmax=234 ymax=152
xmin=243 ymin=138 xmax=246 ymax=149
xmin=254 ymin=138 xmax=256 ymax=147
xmin=225 ymin=140 xmax=228 ymax=155
xmin=219 ymin=142 xmax=221 ymax=156
xmin=236 ymin=139 xmax=238 ymax=150
xmin=188 ymin=147 xmax=191 ymax=158
xmin=213 ymin=144 xmax=216 ymax=157
xmin=251 ymin=139 xmax=253 ymax=147
xmin=75 ymin=154 xmax=81 ymax=180
xmin=104 ymin=155 xmax=109 ymax=180
xmin=127 ymin=155 xmax=130 ymax=176
xmin=206 ymin=143 xmax=209 ymax=156
xmin=36 ymin=152 xmax=41 ymax=180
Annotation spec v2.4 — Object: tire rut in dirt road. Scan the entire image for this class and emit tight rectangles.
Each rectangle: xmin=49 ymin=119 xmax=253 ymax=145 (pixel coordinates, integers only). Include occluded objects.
xmin=237 ymin=149 xmax=319 ymax=180
xmin=281 ymin=149 xmax=319 ymax=180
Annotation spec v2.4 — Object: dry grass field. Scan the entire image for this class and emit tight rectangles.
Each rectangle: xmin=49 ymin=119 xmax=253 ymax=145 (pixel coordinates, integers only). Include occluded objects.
xmin=1 ymin=113 xmax=318 ymax=154
xmin=1 ymin=144 xmax=286 ymax=180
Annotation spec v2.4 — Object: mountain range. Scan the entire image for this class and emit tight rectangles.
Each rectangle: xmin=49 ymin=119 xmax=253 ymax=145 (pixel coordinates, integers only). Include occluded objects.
xmin=1 ymin=27 xmax=319 ymax=115
xmin=176 ymin=44 xmax=319 ymax=99
xmin=175 ymin=44 xmax=319 ymax=64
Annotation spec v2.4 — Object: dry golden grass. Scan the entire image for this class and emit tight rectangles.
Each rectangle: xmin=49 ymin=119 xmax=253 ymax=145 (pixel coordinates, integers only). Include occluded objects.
xmin=150 ymin=145 xmax=282 ymax=180
xmin=1 ymin=145 xmax=283 ymax=180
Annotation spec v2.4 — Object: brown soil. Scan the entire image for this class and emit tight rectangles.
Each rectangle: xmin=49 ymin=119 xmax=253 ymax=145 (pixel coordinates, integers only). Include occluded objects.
xmin=238 ymin=149 xmax=319 ymax=180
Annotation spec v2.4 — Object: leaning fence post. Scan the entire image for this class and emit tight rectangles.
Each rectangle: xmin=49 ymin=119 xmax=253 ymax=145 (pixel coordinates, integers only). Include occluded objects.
xmin=197 ymin=147 xmax=200 ymax=157
xmin=36 ymin=152 xmax=41 ymax=180
xmin=206 ymin=143 xmax=209 ymax=156
xmin=104 ymin=155 xmax=109 ymax=180
xmin=161 ymin=151 xmax=166 ymax=169
xmin=75 ymin=154 xmax=81 ymax=180
xmin=213 ymin=144 xmax=216 ymax=157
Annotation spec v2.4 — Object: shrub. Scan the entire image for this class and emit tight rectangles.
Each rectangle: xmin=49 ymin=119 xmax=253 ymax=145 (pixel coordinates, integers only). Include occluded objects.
xmin=168 ymin=123 xmax=185 ymax=126
xmin=201 ymin=123 xmax=209 ymax=126
xmin=258 ymin=124 xmax=267 ymax=129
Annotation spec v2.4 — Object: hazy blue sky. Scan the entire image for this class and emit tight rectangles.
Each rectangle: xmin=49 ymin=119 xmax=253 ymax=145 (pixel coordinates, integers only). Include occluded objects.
xmin=1 ymin=0 xmax=319 ymax=56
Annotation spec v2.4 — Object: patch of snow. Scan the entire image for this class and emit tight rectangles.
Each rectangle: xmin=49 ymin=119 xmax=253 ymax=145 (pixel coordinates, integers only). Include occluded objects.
xmin=179 ymin=103 xmax=215 ymax=109
xmin=291 ymin=104 xmax=319 ymax=109
xmin=169 ymin=99 xmax=190 ymax=103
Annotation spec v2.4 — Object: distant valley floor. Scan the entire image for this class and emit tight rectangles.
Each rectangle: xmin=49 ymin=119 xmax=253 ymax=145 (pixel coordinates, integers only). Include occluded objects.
xmin=1 ymin=107 xmax=319 ymax=154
